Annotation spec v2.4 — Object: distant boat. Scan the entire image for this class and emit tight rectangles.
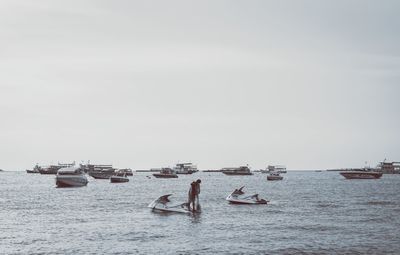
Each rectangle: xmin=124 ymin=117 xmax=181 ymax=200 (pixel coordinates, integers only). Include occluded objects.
xmin=118 ymin=168 xmax=133 ymax=176
xmin=376 ymin=161 xmax=400 ymax=174
xmin=340 ymin=169 xmax=383 ymax=179
xmin=221 ymin=166 xmax=253 ymax=176
xmin=153 ymin=168 xmax=178 ymax=178
xmin=26 ymin=164 xmax=41 ymax=174
xmin=267 ymin=172 xmax=283 ymax=181
xmin=110 ymin=171 xmax=129 ymax=183
xmin=56 ymin=167 xmax=88 ymax=187
xmin=262 ymin=165 xmax=287 ymax=174
xmin=40 ymin=162 xmax=75 ymax=175
xmin=173 ymin=163 xmax=198 ymax=174
xmin=85 ymin=164 xmax=115 ymax=179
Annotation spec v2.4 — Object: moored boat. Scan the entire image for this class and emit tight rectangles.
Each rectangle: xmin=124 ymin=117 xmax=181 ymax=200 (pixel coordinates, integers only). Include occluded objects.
xmin=40 ymin=162 xmax=75 ymax=175
xmin=173 ymin=163 xmax=198 ymax=174
xmin=267 ymin=172 xmax=283 ymax=181
xmin=110 ymin=171 xmax=129 ymax=183
xmin=153 ymin=168 xmax=178 ymax=178
xmin=56 ymin=167 xmax=88 ymax=187
xmin=262 ymin=165 xmax=287 ymax=173
xmin=221 ymin=166 xmax=253 ymax=176
xmin=118 ymin=168 xmax=133 ymax=176
xmin=85 ymin=164 xmax=115 ymax=179
xmin=340 ymin=170 xmax=383 ymax=179
xmin=26 ymin=164 xmax=41 ymax=174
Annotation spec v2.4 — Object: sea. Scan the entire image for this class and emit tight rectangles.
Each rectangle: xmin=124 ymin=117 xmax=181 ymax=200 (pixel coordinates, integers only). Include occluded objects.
xmin=1 ymin=171 xmax=399 ymax=255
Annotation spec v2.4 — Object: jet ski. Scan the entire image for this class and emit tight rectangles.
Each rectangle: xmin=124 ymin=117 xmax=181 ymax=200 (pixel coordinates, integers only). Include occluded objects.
xmin=148 ymin=194 xmax=192 ymax=214
xmin=226 ymin=186 xmax=269 ymax=205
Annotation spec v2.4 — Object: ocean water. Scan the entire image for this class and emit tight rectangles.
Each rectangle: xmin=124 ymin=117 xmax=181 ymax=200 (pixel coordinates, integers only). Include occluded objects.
xmin=0 ymin=171 xmax=399 ymax=255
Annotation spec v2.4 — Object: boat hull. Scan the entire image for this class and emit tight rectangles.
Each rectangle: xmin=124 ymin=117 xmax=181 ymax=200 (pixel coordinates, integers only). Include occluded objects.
xmin=153 ymin=174 xmax=178 ymax=178
xmin=148 ymin=195 xmax=192 ymax=214
xmin=40 ymin=170 xmax=58 ymax=175
xmin=340 ymin=172 xmax=383 ymax=179
xmin=89 ymin=172 xmax=113 ymax=179
xmin=267 ymin=176 xmax=283 ymax=181
xmin=56 ymin=176 xmax=88 ymax=187
xmin=226 ymin=195 xmax=268 ymax=205
xmin=222 ymin=172 xmax=253 ymax=176
xmin=26 ymin=170 xmax=39 ymax=174
xmin=110 ymin=176 xmax=129 ymax=183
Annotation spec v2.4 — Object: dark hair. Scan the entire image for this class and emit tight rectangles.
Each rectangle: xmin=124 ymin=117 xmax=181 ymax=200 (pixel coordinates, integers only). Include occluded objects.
xmin=196 ymin=179 xmax=201 ymax=183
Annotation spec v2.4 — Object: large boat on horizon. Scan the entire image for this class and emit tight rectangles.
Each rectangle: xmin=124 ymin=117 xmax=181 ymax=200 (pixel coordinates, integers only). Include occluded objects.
xmin=153 ymin=168 xmax=178 ymax=178
xmin=83 ymin=164 xmax=115 ymax=179
xmin=340 ymin=169 xmax=383 ymax=179
xmin=376 ymin=161 xmax=400 ymax=174
xmin=221 ymin=166 xmax=253 ymax=176
xmin=261 ymin=165 xmax=287 ymax=174
xmin=39 ymin=162 xmax=76 ymax=175
xmin=173 ymin=163 xmax=198 ymax=174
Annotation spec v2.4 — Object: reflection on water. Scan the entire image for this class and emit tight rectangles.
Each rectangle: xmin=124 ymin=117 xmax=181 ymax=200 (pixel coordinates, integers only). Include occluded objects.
xmin=0 ymin=171 xmax=399 ymax=254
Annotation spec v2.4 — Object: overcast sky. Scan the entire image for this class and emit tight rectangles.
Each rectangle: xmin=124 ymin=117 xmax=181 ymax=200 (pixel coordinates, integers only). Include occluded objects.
xmin=0 ymin=0 xmax=399 ymax=171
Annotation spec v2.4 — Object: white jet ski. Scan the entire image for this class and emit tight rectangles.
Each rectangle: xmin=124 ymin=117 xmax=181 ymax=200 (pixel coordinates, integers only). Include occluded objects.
xmin=148 ymin=194 xmax=191 ymax=214
xmin=226 ymin=186 xmax=269 ymax=205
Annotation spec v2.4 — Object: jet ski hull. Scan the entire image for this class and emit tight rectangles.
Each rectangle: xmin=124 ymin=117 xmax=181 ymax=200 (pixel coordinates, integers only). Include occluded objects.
xmin=226 ymin=187 xmax=269 ymax=205
xmin=226 ymin=196 xmax=268 ymax=205
xmin=148 ymin=194 xmax=193 ymax=214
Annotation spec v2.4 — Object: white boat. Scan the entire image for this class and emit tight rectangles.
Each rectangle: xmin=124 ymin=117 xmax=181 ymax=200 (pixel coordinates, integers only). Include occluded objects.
xmin=85 ymin=164 xmax=115 ymax=179
xmin=226 ymin=187 xmax=268 ymax=205
xmin=262 ymin=165 xmax=287 ymax=174
xmin=56 ymin=167 xmax=88 ymax=187
xmin=153 ymin=168 xmax=178 ymax=178
xmin=221 ymin=166 xmax=253 ymax=175
xmin=173 ymin=163 xmax=198 ymax=174
xmin=267 ymin=172 xmax=283 ymax=181
xmin=148 ymin=194 xmax=191 ymax=214
xmin=110 ymin=171 xmax=129 ymax=183
xmin=40 ymin=162 xmax=75 ymax=175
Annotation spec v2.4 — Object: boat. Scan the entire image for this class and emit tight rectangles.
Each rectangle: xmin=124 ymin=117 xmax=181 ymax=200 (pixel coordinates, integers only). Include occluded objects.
xmin=267 ymin=172 xmax=283 ymax=181
xmin=173 ymin=163 xmax=198 ymax=174
xmin=221 ymin=166 xmax=253 ymax=176
xmin=39 ymin=162 xmax=75 ymax=175
xmin=153 ymin=168 xmax=178 ymax=178
xmin=85 ymin=164 xmax=115 ymax=179
xmin=340 ymin=169 xmax=383 ymax=179
xmin=376 ymin=161 xmax=400 ymax=174
xmin=56 ymin=167 xmax=88 ymax=187
xmin=226 ymin=187 xmax=268 ymax=205
xmin=148 ymin=194 xmax=191 ymax=214
xmin=118 ymin=168 xmax=133 ymax=176
xmin=26 ymin=164 xmax=41 ymax=174
xmin=110 ymin=171 xmax=129 ymax=183
xmin=262 ymin=165 xmax=287 ymax=174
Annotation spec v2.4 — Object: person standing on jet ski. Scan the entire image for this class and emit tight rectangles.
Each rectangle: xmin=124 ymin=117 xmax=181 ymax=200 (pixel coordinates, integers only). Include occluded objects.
xmin=188 ymin=179 xmax=201 ymax=212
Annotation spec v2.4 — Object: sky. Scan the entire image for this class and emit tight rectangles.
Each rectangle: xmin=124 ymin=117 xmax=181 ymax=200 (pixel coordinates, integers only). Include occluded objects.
xmin=0 ymin=0 xmax=399 ymax=171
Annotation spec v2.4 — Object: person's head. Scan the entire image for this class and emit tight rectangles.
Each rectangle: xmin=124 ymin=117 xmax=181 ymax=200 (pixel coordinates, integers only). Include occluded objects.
xmin=196 ymin=179 xmax=201 ymax=184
